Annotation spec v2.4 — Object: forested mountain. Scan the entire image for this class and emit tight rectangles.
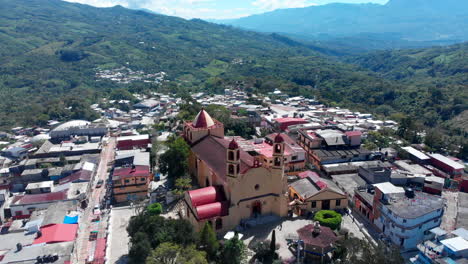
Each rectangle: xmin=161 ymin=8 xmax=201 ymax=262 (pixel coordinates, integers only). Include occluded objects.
xmin=346 ymin=43 xmax=468 ymax=137
xmin=0 ymin=0 xmax=466 ymax=153
xmin=216 ymin=0 xmax=468 ymax=51
xmin=0 ymin=0 xmax=398 ymax=128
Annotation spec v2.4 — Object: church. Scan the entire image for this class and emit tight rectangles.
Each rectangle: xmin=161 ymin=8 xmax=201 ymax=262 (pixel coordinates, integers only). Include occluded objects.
xmin=182 ymin=109 xmax=289 ymax=233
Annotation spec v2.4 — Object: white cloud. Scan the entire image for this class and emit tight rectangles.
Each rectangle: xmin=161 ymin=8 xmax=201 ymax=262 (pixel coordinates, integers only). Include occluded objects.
xmin=252 ymin=0 xmax=317 ymax=11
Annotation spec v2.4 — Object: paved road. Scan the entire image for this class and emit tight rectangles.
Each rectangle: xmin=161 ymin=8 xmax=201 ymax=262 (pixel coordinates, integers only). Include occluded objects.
xmin=73 ymin=137 xmax=116 ymax=264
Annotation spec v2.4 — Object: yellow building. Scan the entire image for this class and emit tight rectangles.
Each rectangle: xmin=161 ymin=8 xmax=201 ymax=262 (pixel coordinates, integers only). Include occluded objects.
xmin=289 ymin=172 xmax=348 ymax=215
xmin=182 ymin=109 xmax=289 ymax=233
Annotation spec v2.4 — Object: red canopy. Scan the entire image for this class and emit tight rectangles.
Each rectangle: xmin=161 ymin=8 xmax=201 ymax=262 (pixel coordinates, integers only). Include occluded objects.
xmin=33 ymin=224 xmax=78 ymax=244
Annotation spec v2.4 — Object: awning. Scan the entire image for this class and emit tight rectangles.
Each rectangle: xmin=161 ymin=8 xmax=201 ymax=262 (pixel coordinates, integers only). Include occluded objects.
xmin=63 ymin=215 xmax=79 ymax=224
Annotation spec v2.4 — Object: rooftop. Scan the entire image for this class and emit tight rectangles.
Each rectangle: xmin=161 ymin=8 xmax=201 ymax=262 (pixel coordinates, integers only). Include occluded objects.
xmin=429 ymin=153 xmax=465 ymax=170
xmin=402 ymin=146 xmax=430 ymax=160
xmin=297 ymin=224 xmax=338 ymax=248
xmin=386 ymin=191 xmax=445 ymax=219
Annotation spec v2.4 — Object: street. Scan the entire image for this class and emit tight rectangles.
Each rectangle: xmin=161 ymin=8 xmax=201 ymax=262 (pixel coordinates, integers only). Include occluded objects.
xmin=73 ymin=137 xmax=116 ymax=263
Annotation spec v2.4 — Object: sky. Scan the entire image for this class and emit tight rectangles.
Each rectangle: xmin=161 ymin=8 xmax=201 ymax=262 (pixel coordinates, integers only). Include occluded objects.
xmin=64 ymin=0 xmax=389 ymax=19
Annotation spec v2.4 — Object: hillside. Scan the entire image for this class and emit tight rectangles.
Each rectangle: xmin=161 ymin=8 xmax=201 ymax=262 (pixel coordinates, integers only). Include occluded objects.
xmin=0 ymin=0 xmax=466 ymax=153
xmin=216 ymin=0 xmax=468 ymax=51
xmin=346 ymin=43 xmax=468 ymax=135
xmin=0 ymin=0 xmax=400 ymax=128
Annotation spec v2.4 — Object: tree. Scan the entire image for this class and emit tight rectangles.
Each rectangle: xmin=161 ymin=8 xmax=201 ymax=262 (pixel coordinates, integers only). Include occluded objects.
xmin=128 ymin=232 xmax=152 ymax=264
xmin=333 ymin=237 xmax=404 ymax=264
xmin=146 ymin=243 xmax=208 ymax=264
xmin=199 ymin=222 xmax=219 ymax=261
xmin=173 ymin=177 xmax=192 ymax=196
xmin=221 ymin=233 xmax=246 ymax=264
xmin=159 ymin=136 xmax=190 ymax=181
xmin=270 ymin=230 xmax=276 ymax=253
xmin=147 ymin=203 xmax=163 ymax=216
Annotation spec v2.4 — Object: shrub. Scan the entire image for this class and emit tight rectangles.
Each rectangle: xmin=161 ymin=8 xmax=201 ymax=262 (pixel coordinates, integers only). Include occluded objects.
xmin=147 ymin=203 xmax=163 ymax=215
xmin=314 ymin=210 xmax=342 ymax=230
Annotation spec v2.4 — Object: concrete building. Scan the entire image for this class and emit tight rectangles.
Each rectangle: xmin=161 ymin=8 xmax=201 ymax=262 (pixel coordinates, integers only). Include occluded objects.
xmin=112 ymin=165 xmax=152 ymax=203
xmin=373 ymin=182 xmax=445 ymax=250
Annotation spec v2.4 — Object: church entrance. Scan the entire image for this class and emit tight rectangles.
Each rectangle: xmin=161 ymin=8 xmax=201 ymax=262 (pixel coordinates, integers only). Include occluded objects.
xmin=322 ymin=200 xmax=330 ymax=210
xmin=252 ymin=201 xmax=262 ymax=218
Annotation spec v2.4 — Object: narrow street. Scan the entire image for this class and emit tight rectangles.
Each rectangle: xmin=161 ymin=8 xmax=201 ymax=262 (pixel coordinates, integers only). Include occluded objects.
xmin=73 ymin=137 xmax=116 ymax=264
xmin=440 ymin=190 xmax=459 ymax=232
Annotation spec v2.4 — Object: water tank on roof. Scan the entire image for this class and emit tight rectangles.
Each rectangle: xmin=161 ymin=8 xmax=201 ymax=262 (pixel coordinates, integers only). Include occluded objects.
xmin=404 ymin=187 xmax=415 ymax=198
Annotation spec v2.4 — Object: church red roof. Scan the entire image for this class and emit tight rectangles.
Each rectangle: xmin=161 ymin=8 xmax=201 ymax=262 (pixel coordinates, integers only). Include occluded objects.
xmin=193 ymin=109 xmax=215 ymax=128
xmin=228 ymin=139 xmax=239 ymax=150
xmin=188 ymin=186 xmax=229 ymax=220
xmin=191 ymin=136 xmax=253 ymax=180
xmin=274 ymin=133 xmax=284 ymax=143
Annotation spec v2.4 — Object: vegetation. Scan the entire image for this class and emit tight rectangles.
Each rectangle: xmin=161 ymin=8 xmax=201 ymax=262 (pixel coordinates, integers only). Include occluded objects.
xmin=333 ymin=237 xmax=404 ymax=264
xmin=199 ymin=222 xmax=220 ymax=261
xmin=147 ymin=203 xmax=163 ymax=216
xmin=221 ymin=233 xmax=247 ymax=264
xmin=127 ymin=212 xmax=197 ymax=264
xmin=252 ymin=230 xmax=279 ymax=264
xmin=0 ymin=0 xmax=465 ymax=157
xmin=146 ymin=243 xmax=208 ymax=264
xmin=314 ymin=210 xmax=342 ymax=230
xmin=158 ymin=136 xmax=190 ymax=181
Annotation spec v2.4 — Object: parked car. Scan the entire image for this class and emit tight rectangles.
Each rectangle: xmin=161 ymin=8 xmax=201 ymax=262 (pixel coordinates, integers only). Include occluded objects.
xmin=96 ymin=179 xmax=104 ymax=188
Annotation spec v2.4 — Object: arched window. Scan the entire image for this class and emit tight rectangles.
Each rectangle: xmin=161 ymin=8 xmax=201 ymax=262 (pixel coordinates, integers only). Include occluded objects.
xmin=228 ymin=164 xmax=235 ymax=175
xmin=228 ymin=151 xmax=234 ymax=161
xmin=275 ymin=144 xmax=282 ymax=154
xmin=274 ymin=157 xmax=281 ymax=167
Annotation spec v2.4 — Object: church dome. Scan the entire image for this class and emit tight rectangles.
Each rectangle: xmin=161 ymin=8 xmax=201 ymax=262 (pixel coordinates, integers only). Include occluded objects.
xmin=274 ymin=133 xmax=284 ymax=143
xmin=193 ymin=109 xmax=215 ymax=128
xmin=228 ymin=139 xmax=239 ymax=150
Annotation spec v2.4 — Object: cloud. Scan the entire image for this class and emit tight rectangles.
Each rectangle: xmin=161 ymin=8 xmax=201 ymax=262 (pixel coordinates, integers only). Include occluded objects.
xmin=252 ymin=0 xmax=317 ymax=11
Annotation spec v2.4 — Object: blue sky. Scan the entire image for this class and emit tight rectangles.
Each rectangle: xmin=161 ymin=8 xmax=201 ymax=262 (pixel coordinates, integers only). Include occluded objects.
xmin=64 ymin=0 xmax=389 ymax=19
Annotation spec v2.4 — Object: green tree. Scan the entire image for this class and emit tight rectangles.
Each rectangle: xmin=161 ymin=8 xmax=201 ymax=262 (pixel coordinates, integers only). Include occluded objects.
xmin=221 ymin=233 xmax=246 ymax=264
xmin=333 ymin=237 xmax=404 ymax=264
xmin=129 ymin=232 xmax=152 ymax=264
xmin=147 ymin=203 xmax=163 ymax=216
xmin=146 ymin=243 xmax=208 ymax=264
xmin=199 ymin=222 xmax=219 ymax=261
xmin=174 ymin=177 xmax=192 ymax=196
xmin=159 ymin=136 xmax=190 ymax=181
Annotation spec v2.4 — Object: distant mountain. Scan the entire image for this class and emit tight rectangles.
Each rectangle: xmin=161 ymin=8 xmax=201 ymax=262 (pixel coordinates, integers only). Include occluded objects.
xmin=215 ymin=0 xmax=468 ymax=50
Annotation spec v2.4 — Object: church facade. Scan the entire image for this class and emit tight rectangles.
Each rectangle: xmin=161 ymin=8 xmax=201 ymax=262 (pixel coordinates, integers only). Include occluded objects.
xmin=182 ymin=109 xmax=289 ymax=233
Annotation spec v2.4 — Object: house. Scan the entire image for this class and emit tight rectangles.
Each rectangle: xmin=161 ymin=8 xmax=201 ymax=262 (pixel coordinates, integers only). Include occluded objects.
xmin=428 ymin=154 xmax=464 ymax=178
xmin=401 ymin=146 xmax=431 ymax=164
xmin=289 ymin=173 xmax=347 ymax=215
xmin=182 ymin=109 xmax=289 ymax=233
xmin=116 ymin=134 xmax=150 ymax=150
xmin=414 ymin=227 xmax=468 ymax=263
xmin=372 ymin=182 xmax=445 ymax=250
xmin=25 ymin=181 xmax=54 ymax=194
xmin=112 ymin=165 xmax=152 ymax=203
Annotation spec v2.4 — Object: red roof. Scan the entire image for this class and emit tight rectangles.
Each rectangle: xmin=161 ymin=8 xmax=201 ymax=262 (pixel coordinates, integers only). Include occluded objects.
xmin=113 ymin=165 xmax=150 ymax=178
xmin=297 ymin=224 xmax=338 ymax=248
xmin=191 ymin=136 xmax=253 ymax=180
xmin=345 ymin=131 xmax=362 ymax=137
xmin=298 ymin=170 xmax=320 ymax=179
xmin=273 ymin=118 xmax=309 ymax=130
xmin=193 ymin=109 xmax=215 ymax=128
xmin=274 ymin=133 xmax=284 ymax=143
xmin=188 ymin=186 xmax=224 ymax=207
xmin=188 ymin=186 xmax=229 ymax=220
xmin=15 ymin=191 xmax=68 ymax=205
xmin=59 ymin=170 xmax=92 ymax=184
xmin=196 ymin=201 xmax=229 ymax=220
xmin=228 ymin=139 xmax=239 ymax=150
xmin=33 ymin=224 xmax=78 ymax=244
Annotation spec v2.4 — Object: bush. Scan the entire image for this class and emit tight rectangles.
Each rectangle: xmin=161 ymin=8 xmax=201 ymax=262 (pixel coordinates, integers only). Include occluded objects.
xmin=314 ymin=210 xmax=342 ymax=230
xmin=147 ymin=203 xmax=163 ymax=215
